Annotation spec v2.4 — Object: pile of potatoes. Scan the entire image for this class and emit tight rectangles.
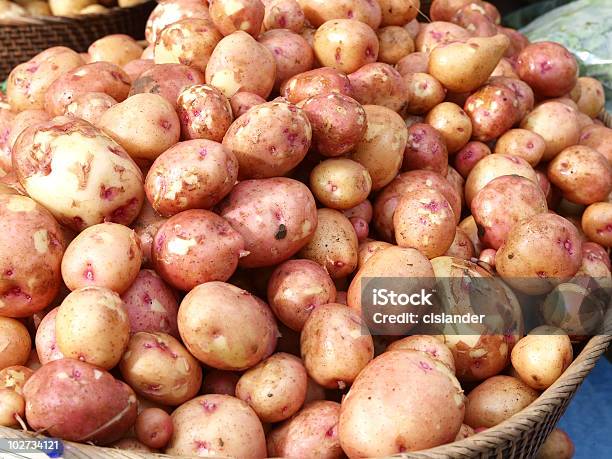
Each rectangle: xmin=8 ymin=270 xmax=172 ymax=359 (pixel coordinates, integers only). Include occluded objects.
xmin=0 ymin=0 xmax=609 ymax=457
xmin=0 ymin=0 xmax=147 ymax=19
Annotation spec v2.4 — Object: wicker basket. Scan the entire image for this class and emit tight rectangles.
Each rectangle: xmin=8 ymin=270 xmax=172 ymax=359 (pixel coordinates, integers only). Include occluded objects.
xmin=0 ymin=1 xmax=156 ymax=80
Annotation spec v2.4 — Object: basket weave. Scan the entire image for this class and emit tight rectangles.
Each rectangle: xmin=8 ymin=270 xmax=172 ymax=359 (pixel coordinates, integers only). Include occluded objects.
xmin=0 ymin=1 xmax=156 ymax=80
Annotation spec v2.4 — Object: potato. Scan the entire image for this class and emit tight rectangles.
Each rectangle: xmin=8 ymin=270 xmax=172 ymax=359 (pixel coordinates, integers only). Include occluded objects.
xmin=0 ymin=388 xmax=25 ymax=427
xmin=23 ymin=359 xmax=137 ymax=444
xmin=202 ymin=369 xmax=241 ymax=396
xmin=402 ymin=72 xmax=446 ymax=115
xmin=298 ymin=208 xmax=358 ymax=279
xmin=425 ymin=102 xmax=472 ymax=154
xmin=175 ymin=85 xmax=233 ymax=142
xmin=165 ymin=394 xmax=266 ymax=458
xmin=339 ymin=350 xmax=465 ymax=455
xmin=445 ymin=227 xmax=476 ymax=260
xmin=511 ymin=326 xmax=573 ymax=390
xmin=49 ymin=0 xmax=95 ymax=15
xmin=393 ymin=188 xmax=456 ymax=259
xmin=536 ymin=428 xmax=575 ymax=459
xmin=348 ymin=63 xmax=407 ymax=112
xmin=123 ymin=59 xmax=155 ymax=83
xmin=455 ymin=423 xmax=475 ymax=440
xmin=301 ymin=303 xmax=373 ymax=389
xmin=464 ymin=376 xmax=539 ymax=428
xmin=222 ymin=100 xmax=311 ymax=179
xmin=521 ymin=102 xmax=580 ymax=162
xmin=488 ymin=76 xmax=535 ymax=121
xmin=343 ymin=199 xmax=373 ymax=223
xmin=130 ymin=63 xmax=205 ymax=107
xmin=178 ymin=282 xmax=278 ymax=370
xmin=45 ymin=62 xmax=130 ymax=116
xmin=145 ymin=0 xmax=212 ymax=44
xmin=206 ymin=31 xmax=276 ymax=99
xmin=300 ymin=93 xmax=366 ymax=157
xmin=64 ymin=92 xmax=117 ymax=127
xmin=548 ymin=146 xmax=612 ymax=205
xmin=415 ymin=21 xmax=471 ymax=53
xmin=387 ymin=335 xmax=456 ymax=373
xmin=378 ymin=0 xmax=419 ymax=26
xmin=120 ymin=269 xmax=179 ymax=337
xmin=0 ymin=365 xmax=33 ymax=395
xmin=61 ymin=222 xmax=142 ymax=294
xmin=429 ymin=34 xmax=510 ymax=93
xmin=89 ymin=34 xmax=143 ymax=67
xmin=208 ymin=0 xmax=264 ymax=37
xmin=350 ymin=105 xmax=407 ymax=190
xmin=357 ymin=239 xmax=393 ymax=268
xmin=578 ymin=241 xmax=611 ymax=276
xmin=263 ymin=0 xmax=305 ymax=33
xmin=310 ymin=158 xmax=371 ymax=210
xmin=496 ymin=214 xmax=583 ymax=294
xmin=494 ymin=129 xmax=545 ymax=167
xmin=395 ymin=51 xmax=429 ymax=76
xmin=267 ymin=259 xmax=337 ymax=331
xmin=0 ymin=108 xmax=13 ymax=174
xmin=230 ymin=91 xmax=266 ymax=117
xmin=377 ymin=26 xmax=414 ymax=65
xmin=56 ymin=287 xmax=129 ymax=369
xmin=120 ymin=332 xmax=202 ymax=406
xmin=259 ymin=29 xmax=314 ymax=89
xmin=454 ymin=141 xmax=491 ymax=178
xmin=517 ymin=42 xmax=578 ymax=98
xmin=236 ymin=352 xmax=307 ymax=422
xmin=267 ymin=400 xmax=342 ymax=459
xmin=580 ymin=125 xmax=612 ymax=165
xmin=6 ymin=109 xmax=51 ymax=151
xmin=132 ymin=201 xmax=167 ymax=267
xmin=402 ymin=123 xmax=448 ymax=175
xmin=478 ymin=248 xmax=496 ymax=267
xmin=471 ymin=175 xmax=547 ymax=250
xmin=313 ymin=19 xmax=378 ymax=74
xmin=582 ymin=202 xmax=612 ymax=247
xmin=7 ymin=47 xmax=84 ymax=111
xmin=296 ymin=0 xmax=382 ymax=29
xmin=135 ymin=408 xmax=173 ymax=449
xmin=145 ymin=139 xmax=238 ymax=216
xmin=490 ymin=57 xmax=519 ymax=78
xmin=373 ymin=170 xmax=461 ymax=242
xmin=219 ymin=178 xmax=317 ymax=268
xmin=464 ymin=84 xmax=520 ymax=142
xmin=0 ymin=317 xmax=30 ymax=370
xmin=34 ymin=308 xmax=64 ymax=365
xmin=0 ymin=195 xmax=65 ymax=317
xmin=452 ymin=3 xmax=498 ymax=37
xmin=154 ymin=19 xmax=223 ymax=73
xmin=281 ymin=67 xmax=353 ymax=104
xmin=575 ymin=77 xmax=605 ymax=118
xmin=152 ymin=210 xmax=245 ymax=291
xmin=446 ymin=165 xmax=465 ymax=208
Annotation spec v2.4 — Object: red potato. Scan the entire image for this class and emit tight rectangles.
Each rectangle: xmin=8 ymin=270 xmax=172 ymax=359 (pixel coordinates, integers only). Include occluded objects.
xmin=178 ymin=282 xmax=278 ymax=371
xmin=6 ymin=47 xmax=84 ymax=111
xmin=494 ymin=129 xmax=545 ymax=167
xmin=579 ymin=241 xmax=611 ymax=273
xmin=129 ymin=63 xmax=205 ymax=108
xmin=135 ymin=408 xmax=173 ymax=450
xmin=6 ymin=109 xmax=51 ymax=150
xmin=218 ymin=178 xmax=317 ymax=268
xmin=132 ymin=201 xmax=167 ymax=267
xmin=343 ymin=199 xmax=373 ymax=223
xmin=357 ymin=239 xmax=393 ymax=268
xmin=259 ymin=29 xmax=314 ymax=89
xmin=496 ymin=214 xmax=583 ymax=294
xmin=64 ymin=92 xmax=117 ymax=127
xmin=0 ymin=108 xmax=14 ymax=173
xmin=387 ymin=335 xmax=456 ymax=373
xmin=425 ymin=102 xmax=473 ymax=153
xmin=267 ymin=259 xmax=337 ymax=331
xmin=471 ymin=175 xmax=548 ymax=250
xmin=350 ymin=217 xmax=369 ymax=241
xmin=0 ymin=195 xmax=65 ymax=318
xmin=516 ymin=42 xmax=578 ymax=98
xmin=301 ymin=303 xmax=373 ymax=389
xmin=464 ymin=85 xmax=520 ymax=142
xmin=350 ymin=105 xmax=408 ymax=190
xmin=395 ymin=52 xmax=429 ymax=76
xmin=402 ymin=123 xmax=449 ymax=175
xmin=488 ymin=76 xmax=535 ymax=121
xmin=582 ymin=202 xmax=612 ymax=247
xmin=88 ymin=34 xmax=143 ymax=67
xmin=165 ymin=394 xmax=267 ymax=458
xmin=537 ymin=428 xmax=575 ymax=459
xmin=120 ymin=332 xmax=202 ymax=406
xmin=497 ymin=26 xmax=529 ymax=58
xmin=267 ymin=401 xmax=342 ymax=459
xmin=580 ymin=125 xmax=612 ymax=165
xmin=206 ymin=31 xmax=276 ymax=99
xmin=415 ymin=21 xmax=471 ymax=54
xmin=548 ymin=146 xmax=612 ymax=205
xmin=377 ymin=26 xmax=415 ymax=65
xmin=281 ymin=67 xmax=354 ymax=104
xmin=454 ymin=141 xmax=491 ymax=178
xmin=123 ymin=59 xmax=155 ymax=82
xmin=229 ymin=92 xmax=266 ymax=117
xmin=575 ymin=77 xmax=605 ymax=118
xmin=402 ymin=72 xmax=446 ymax=115
xmin=404 ymin=18 xmax=420 ymax=39
xmin=176 ymin=84 xmax=233 ymax=142
xmin=202 ymin=369 xmax=241 ymax=396
xmin=45 ymin=62 xmax=130 ymax=116
xmin=145 ymin=0 xmax=212 ymax=44
xmin=296 ymin=0 xmax=382 ymax=29
xmin=263 ymin=0 xmax=305 ymax=33
xmin=309 ymin=158 xmax=372 ymax=210
xmin=313 ymin=19 xmax=379 ymax=74
xmin=154 ymin=18 xmax=223 ymax=73
xmin=445 ymin=227 xmax=476 ymax=260
xmin=61 ymin=222 xmax=142 ymax=294
xmin=0 ymin=365 xmax=33 ymax=395
xmin=34 ymin=308 xmax=64 ymax=365
xmin=451 ymin=3 xmax=498 ymax=37
xmin=209 ymin=0 xmax=265 ymax=37
xmin=348 ymin=63 xmax=408 ymax=113
xmin=300 ymin=93 xmax=366 ymax=157
xmin=0 ymin=317 xmax=31 ymax=370
xmin=339 ymin=350 xmax=465 ymax=455
xmin=145 ymin=140 xmax=239 ymax=216
xmin=152 ymin=210 xmax=246 ymax=291
xmin=120 ymin=269 xmax=179 ymax=338
xmin=23 ymin=359 xmax=138 ymax=444
xmin=222 ymin=100 xmax=311 ymax=179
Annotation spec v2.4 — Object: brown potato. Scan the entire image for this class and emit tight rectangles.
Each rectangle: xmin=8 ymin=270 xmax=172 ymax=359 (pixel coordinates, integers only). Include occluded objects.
xmin=517 ymin=42 xmax=578 ymax=98
xmin=582 ymin=202 xmax=612 ymax=247
xmin=296 ymin=0 xmax=382 ymax=29
xmin=445 ymin=227 xmax=476 ymax=260
xmin=454 ymin=141 xmax=491 ymax=178
xmin=536 ymin=428 xmax=575 ymax=459
xmin=377 ymin=26 xmax=415 ymax=65
xmin=259 ymin=29 xmax=314 ymax=89
xmin=176 ymin=85 xmax=233 ymax=142
xmin=348 ymin=63 xmax=407 ymax=113
xmin=129 ymin=63 xmax=205 ymax=108
xmin=263 ymin=0 xmax=305 ymax=33
xmin=415 ymin=21 xmax=471 ymax=53
xmin=425 ymin=102 xmax=472 ymax=153
xmin=494 ymin=129 xmax=545 ymax=167
xmin=280 ymin=67 xmax=353 ymax=104
xmin=387 ymin=335 xmax=456 ymax=373
xmin=402 ymin=123 xmax=449 ymax=175
xmin=229 ymin=91 xmax=266 ymax=117
xmin=575 ymin=77 xmax=605 ymax=118
xmin=0 ymin=317 xmax=30 ymax=370
xmin=209 ymin=0 xmax=265 ymax=37
xmin=464 ymin=84 xmax=520 ymax=142
xmin=402 ymin=72 xmax=446 ymax=115
xmin=395 ymin=51 xmax=429 ymax=76
xmin=580 ymin=125 xmax=612 ymax=165
xmin=89 ymin=34 xmax=143 ymax=67
xmin=310 ymin=158 xmax=372 ymax=210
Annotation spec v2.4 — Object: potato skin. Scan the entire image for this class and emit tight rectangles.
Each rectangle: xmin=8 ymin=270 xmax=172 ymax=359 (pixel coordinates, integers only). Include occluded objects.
xmin=145 ymin=0 xmax=212 ymax=45
xmin=132 ymin=201 xmax=167 ymax=267
xmin=445 ymin=227 xmax=476 ymax=260
xmin=202 ymin=369 xmax=241 ymax=396
xmin=0 ymin=195 xmax=65 ymax=317
xmin=0 ymin=317 xmax=31 ymax=370
xmin=129 ymin=63 xmax=205 ymax=108
xmin=536 ymin=428 xmax=575 ymax=459
xmin=34 ymin=308 xmax=65 ymax=365
xmin=425 ymin=102 xmax=472 ymax=153
xmin=296 ymin=0 xmax=382 ymax=29
xmin=178 ymin=282 xmax=278 ymax=371
xmin=123 ymin=59 xmax=155 ymax=83
xmin=310 ymin=158 xmax=372 ymax=210
xmin=494 ymin=129 xmax=545 ymax=167
xmin=145 ymin=139 xmax=239 ymax=216
xmin=576 ymin=76 xmax=605 ymax=118
xmin=152 ymin=210 xmax=246 ymax=291
xmin=377 ymin=26 xmax=415 ymax=65
xmin=396 ymin=51 xmax=429 ymax=76
xmin=300 ymin=303 xmax=373 ymax=389
xmin=582 ymin=202 xmax=612 ymax=247
xmin=0 ymin=365 xmax=33 ymax=395
xmin=387 ymin=335 xmax=456 ymax=373
xmin=89 ymin=34 xmax=143 ymax=67
xmin=218 ymin=178 xmax=317 ymax=268
xmin=348 ymin=63 xmax=408 ymax=113
xmin=416 ymin=21 xmax=471 ymax=53
xmin=229 ymin=91 xmax=266 ymax=117
xmin=166 ymin=394 xmax=267 ymax=458
xmin=64 ymin=92 xmax=117 ymax=127
xmin=258 ymin=29 xmax=314 ymax=89
xmin=464 ymin=376 xmax=539 ymax=428
xmin=339 ymin=350 xmax=465 ymax=456
xmin=488 ymin=76 xmax=535 ymax=121
xmin=403 ymin=123 xmax=449 ymax=175
xmin=263 ymin=0 xmax=305 ymax=33
xmin=281 ymin=67 xmax=354 ymax=104
xmin=454 ymin=141 xmax=491 ymax=178
xmin=120 ymin=332 xmax=202 ymax=406
xmin=580 ymin=125 xmax=612 ymax=165
xmin=464 ymin=84 xmax=520 ymax=142
xmin=135 ymin=407 xmax=173 ymax=449
xmin=267 ymin=259 xmax=336 ymax=331
xmin=223 ymin=100 xmax=311 ymax=179
xmin=403 ymin=72 xmax=446 ymax=115
xmin=176 ymin=84 xmax=233 ymax=142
